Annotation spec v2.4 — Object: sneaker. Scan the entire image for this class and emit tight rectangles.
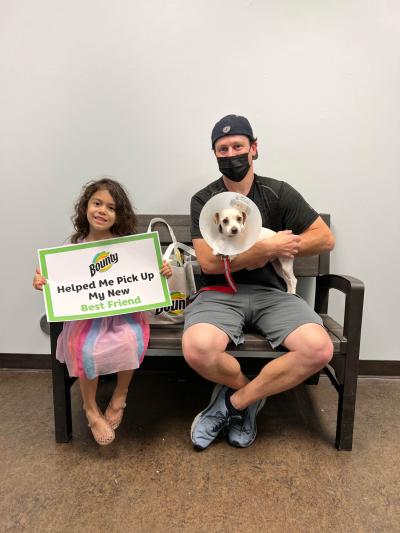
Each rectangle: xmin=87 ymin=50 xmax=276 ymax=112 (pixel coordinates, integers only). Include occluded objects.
xmin=190 ymin=384 xmax=231 ymax=450
xmin=227 ymin=398 xmax=266 ymax=448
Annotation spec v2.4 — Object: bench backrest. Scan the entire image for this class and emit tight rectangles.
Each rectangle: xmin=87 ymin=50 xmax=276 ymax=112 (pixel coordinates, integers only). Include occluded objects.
xmin=138 ymin=213 xmax=330 ymax=277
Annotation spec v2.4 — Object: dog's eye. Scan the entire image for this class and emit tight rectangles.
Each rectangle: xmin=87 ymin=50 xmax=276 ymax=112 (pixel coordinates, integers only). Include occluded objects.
xmin=236 ymin=216 xmax=242 ymax=222
xmin=222 ymin=218 xmax=229 ymax=224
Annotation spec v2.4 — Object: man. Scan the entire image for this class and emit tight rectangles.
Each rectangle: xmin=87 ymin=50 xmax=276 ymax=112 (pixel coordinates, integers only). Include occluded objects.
xmin=182 ymin=114 xmax=335 ymax=450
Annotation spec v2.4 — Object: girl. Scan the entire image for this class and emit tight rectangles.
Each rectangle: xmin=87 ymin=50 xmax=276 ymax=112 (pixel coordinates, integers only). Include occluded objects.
xmin=33 ymin=177 xmax=172 ymax=446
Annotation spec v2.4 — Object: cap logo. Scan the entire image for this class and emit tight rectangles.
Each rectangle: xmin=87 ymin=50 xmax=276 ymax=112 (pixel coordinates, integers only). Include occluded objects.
xmin=222 ymin=126 xmax=231 ymax=133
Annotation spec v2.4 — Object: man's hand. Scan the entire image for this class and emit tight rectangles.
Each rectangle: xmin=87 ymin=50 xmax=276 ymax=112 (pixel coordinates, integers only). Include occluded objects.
xmin=244 ymin=230 xmax=300 ymax=270
xmin=270 ymin=230 xmax=301 ymax=258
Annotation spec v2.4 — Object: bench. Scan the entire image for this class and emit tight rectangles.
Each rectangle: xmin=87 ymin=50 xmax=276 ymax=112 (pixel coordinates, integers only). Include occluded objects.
xmin=50 ymin=213 xmax=364 ymax=450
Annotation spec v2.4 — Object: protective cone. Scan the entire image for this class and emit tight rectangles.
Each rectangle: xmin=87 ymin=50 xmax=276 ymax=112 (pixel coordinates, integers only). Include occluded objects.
xmin=199 ymin=192 xmax=262 ymax=256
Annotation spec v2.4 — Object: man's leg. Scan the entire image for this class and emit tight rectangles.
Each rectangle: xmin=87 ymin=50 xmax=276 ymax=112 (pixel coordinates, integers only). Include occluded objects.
xmin=183 ymin=286 xmax=333 ymax=448
xmin=182 ymin=323 xmax=254 ymax=450
xmin=182 ymin=323 xmax=249 ymax=390
xmin=229 ymin=323 xmax=333 ymax=410
xmin=224 ymin=323 xmax=332 ymax=447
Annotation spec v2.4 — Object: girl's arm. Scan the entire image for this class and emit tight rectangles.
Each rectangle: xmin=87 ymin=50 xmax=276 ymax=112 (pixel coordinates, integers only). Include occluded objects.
xmin=160 ymin=260 xmax=173 ymax=278
xmin=33 ymin=268 xmax=47 ymax=291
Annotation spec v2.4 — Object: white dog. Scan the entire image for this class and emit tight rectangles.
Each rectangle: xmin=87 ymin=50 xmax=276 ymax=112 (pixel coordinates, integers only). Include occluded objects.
xmin=213 ymin=204 xmax=297 ymax=294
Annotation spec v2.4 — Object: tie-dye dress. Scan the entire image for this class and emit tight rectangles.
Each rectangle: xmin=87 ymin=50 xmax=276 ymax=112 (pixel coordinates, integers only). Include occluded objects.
xmin=56 ymin=313 xmax=150 ymax=380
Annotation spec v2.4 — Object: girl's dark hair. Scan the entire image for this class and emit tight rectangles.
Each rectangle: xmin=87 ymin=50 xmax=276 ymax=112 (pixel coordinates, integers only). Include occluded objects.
xmin=70 ymin=177 xmax=137 ymax=243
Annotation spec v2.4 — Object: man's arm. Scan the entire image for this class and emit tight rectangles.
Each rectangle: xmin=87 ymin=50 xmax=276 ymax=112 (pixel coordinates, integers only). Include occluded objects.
xmin=243 ymin=216 xmax=335 ymax=270
xmin=193 ymin=230 xmax=300 ymax=275
xmin=193 ymin=216 xmax=334 ymax=274
xmin=297 ymin=216 xmax=335 ymax=256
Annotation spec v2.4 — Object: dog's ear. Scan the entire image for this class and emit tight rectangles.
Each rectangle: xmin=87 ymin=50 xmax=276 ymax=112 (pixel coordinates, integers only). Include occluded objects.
xmin=232 ymin=201 xmax=249 ymax=215
xmin=213 ymin=212 xmax=220 ymax=224
xmin=242 ymin=211 xmax=247 ymax=224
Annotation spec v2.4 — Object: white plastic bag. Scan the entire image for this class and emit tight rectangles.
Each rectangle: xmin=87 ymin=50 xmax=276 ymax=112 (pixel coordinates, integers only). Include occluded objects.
xmin=147 ymin=218 xmax=197 ymax=324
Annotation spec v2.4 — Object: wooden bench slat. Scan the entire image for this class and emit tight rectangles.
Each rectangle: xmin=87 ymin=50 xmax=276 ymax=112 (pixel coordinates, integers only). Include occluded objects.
xmin=147 ymin=321 xmax=344 ymax=354
xmin=320 ymin=314 xmax=347 ymax=353
xmin=137 ymin=215 xmax=192 ymax=244
xmin=293 ymin=255 xmax=321 ymax=276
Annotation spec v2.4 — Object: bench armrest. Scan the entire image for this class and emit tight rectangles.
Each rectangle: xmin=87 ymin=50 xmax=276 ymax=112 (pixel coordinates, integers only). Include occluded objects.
xmin=315 ymin=274 xmax=364 ymax=363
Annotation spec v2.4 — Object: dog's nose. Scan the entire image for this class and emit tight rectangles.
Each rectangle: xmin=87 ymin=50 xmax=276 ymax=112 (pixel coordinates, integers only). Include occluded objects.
xmin=231 ymin=227 xmax=238 ymax=234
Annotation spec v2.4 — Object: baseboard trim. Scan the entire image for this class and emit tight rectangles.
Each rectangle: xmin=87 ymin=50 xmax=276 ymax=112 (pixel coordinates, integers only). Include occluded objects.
xmin=0 ymin=353 xmax=51 ymax=370
xmin=357 ymin=360 xmax=400 ymax=377
xmin=1 ymin=353 xmax=399 ymax=377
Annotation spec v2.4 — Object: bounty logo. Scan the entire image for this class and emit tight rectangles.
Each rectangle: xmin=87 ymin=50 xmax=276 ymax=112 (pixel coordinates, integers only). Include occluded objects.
xmin=155 ymin=291 xmax=187 ymax=316
xmin=89 ymin=251 xmax=119 ymax=277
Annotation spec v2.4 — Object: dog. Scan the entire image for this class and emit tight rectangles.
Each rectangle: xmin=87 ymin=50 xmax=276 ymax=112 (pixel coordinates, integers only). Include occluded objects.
xmin=213 ymin=204 xmax=297 ymax=294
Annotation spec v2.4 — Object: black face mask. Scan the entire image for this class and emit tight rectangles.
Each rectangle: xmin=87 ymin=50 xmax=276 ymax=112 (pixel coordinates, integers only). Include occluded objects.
xmin=217 ymin=152 xmax=251 ymax=182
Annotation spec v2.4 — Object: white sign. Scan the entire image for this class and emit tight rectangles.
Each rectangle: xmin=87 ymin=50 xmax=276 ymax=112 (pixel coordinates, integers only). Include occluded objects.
xmin=38 ymin=232 xmax=171 ymax=322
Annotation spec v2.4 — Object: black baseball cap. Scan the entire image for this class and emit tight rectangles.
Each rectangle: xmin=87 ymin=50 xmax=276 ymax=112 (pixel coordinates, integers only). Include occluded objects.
xmin=211 ymin=114 xmax=256 ymax=148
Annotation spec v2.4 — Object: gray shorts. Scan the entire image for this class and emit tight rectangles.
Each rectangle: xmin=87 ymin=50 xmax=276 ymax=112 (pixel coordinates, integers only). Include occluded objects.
xmin=184 ymin=284 xmax=323 ymax=349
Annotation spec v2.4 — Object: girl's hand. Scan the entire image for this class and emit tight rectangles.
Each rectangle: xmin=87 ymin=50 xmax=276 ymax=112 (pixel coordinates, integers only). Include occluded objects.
xmin=160 ymin=260 xmax=173 ymax=279
xmin=33 ymin=268 xmax=47 ymax=291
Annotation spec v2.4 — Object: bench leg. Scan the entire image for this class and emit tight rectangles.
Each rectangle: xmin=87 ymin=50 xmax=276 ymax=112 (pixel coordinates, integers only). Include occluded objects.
xmin=335 ymin=374 xmax=358 ymax=451
xmin=52 ymin=357 xmax=72 ymax=443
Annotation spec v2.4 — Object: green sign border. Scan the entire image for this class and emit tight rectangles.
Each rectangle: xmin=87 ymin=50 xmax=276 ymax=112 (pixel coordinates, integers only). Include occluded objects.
xmin=38 ymin=232 xmax=171 ymax=322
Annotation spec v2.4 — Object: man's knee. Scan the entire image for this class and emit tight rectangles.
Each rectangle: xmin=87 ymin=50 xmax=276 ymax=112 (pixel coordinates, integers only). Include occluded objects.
xmin=182 ymin=332 xmax=208 ymax=368
xmin=182 ymin=324 xmax=228 ymax=369
xmin=305 ymin=332 xmax=333 ymax=370
xmin=285 ymin=324 xmax=333 ymax=371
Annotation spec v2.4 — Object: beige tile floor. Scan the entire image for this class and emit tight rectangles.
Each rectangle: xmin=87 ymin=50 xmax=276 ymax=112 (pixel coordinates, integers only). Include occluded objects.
xmin=1 ymin=371 xmax=399 ymax=533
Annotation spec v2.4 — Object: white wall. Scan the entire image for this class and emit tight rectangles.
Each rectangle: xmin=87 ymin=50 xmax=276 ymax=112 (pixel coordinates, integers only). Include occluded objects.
xmin=0 ymin=0 xmax=399 ymax=359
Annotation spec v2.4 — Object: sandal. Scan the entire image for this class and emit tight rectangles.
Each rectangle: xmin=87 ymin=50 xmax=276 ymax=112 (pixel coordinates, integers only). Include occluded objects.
xmin=104 ymin=399 xmax=127 ymax=430
xmin=87 ymin=414 xmax=115 ymax=446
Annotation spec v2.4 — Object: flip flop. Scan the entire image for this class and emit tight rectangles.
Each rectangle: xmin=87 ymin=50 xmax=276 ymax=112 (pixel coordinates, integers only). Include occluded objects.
xmin=104 ymin=400 xmax=127 ymax=430
xmin=87 ymin=414 xmax=115 ymax=446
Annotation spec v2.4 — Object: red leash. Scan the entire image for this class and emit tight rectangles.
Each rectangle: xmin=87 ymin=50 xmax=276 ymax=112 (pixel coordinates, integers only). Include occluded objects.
xmin=221 ymin=256 xmax=237 ymax=292
xmin=199 ymin=256 xmax=238 ymax=295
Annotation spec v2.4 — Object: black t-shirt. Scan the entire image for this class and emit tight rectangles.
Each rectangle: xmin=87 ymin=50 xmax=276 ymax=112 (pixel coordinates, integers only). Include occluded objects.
xmin=191 ymin=175 xmax=319 ymax=290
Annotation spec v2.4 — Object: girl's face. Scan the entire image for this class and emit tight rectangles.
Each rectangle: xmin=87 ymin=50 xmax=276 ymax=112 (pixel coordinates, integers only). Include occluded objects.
xmin=86 ymin=188 xmax=117 ymax=235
